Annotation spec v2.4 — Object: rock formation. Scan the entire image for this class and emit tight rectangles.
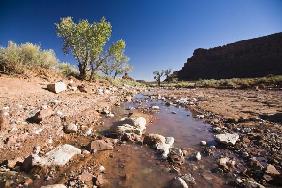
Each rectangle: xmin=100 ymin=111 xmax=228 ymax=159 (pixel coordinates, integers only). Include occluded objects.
xmin=177 ymin=32 xmax=282 ymax=80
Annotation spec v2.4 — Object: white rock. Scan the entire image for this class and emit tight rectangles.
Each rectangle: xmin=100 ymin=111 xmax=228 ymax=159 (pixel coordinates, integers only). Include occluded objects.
xmin=47 ymin=82 xmax=67 ymax=94
xmin=84 ymin=128 xmax=93 ymax=136
xmin=151 ymin=105 xmax=160 ymax=110
xmin=200 ymin=141 xmax=207 ymax=146
xmin=99 ymin=165 xmax=105 ymax=172
xmin=36 ymin=144 xmax=81 ymax=166
xmin=64 ymin=123 xmax=78 ymax=133
xmin=56 ymin=110 xmax=64 ymax=117
xmin=215 ymin=133 xmax=239 ymax=145
xmin=196 ymin=114 xmax=205 ymax=119
xmin=195 ymin=152 xmax=201 ymax=161
xmin=144 ymin=134 xmax=174 ymax=158
xmin=106 ymin=113 xmax=115 ymax=118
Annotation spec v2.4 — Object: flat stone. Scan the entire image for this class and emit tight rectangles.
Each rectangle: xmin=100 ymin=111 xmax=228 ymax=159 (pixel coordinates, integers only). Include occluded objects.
xmin=47 ymin=82 xmax=67 ymax=94
xmin=24 ymin=144 xmax=81 ymax=168
xmin=266 ymin=164 xmax=280 ymax=176
xmin=90 ymin=140 xmax=114 ymax=152
xmin=215 ymin=133 xmax=239 ymax=145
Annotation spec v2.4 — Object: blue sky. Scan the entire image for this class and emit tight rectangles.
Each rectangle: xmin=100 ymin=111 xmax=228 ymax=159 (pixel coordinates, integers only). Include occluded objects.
xmin=1 ymin=0 xmax=282 ymax=81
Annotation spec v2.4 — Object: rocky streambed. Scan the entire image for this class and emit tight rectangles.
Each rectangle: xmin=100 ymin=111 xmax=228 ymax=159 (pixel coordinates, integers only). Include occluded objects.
xmin=0 ymin=77 xmax=281 ymax=188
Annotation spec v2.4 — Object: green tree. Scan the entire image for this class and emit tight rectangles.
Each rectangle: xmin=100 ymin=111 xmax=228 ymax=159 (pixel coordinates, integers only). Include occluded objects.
xmin=56 ymin=17 xmax=112 ymax=80
xmin=153 ymin=70 xmax=164 ymax=86
xmin=100 ymin=40 xmax=132 ymax=78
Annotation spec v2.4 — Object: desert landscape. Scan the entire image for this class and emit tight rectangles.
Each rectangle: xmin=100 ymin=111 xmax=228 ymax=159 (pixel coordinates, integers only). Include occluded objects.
xmin=0 ymin=1 xmax=282 ymax=188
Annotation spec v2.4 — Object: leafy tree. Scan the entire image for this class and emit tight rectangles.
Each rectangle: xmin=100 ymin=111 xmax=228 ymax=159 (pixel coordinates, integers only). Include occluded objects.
xmin=56 ymin=17 xmax=112 ymax=80
xmin=100 ymin=40 xmax=132 ymax=78
xmin=153 ymin=70 xmax=165 ymax=86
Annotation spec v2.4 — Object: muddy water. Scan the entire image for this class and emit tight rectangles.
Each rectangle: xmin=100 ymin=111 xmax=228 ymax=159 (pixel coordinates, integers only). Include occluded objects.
xmin=101 ymin=94 xmax=231 ymax=188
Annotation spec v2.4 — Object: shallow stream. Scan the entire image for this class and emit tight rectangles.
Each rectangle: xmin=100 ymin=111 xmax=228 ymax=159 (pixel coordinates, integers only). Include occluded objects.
xmin=100 ymin=94 xmax=232 ymax=188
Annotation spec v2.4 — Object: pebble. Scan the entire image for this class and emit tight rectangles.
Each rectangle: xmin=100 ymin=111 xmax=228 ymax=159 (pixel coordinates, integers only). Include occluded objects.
xmin=200 ymin=141 xmax=207 ymax=146
xmin=99 ymin=165 xmax=105 ymax=173
xmin=195 ymin=152 xmax=201 ymax=161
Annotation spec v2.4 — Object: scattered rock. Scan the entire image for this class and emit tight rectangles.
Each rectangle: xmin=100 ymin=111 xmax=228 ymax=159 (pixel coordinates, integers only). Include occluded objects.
xmin=200 ymin=141 xmax=207 ymax=146
xmin=215 ymin=133 xmax=239 ymax=145
xmin=195 ymin=152 xmax=201 ymax=161
xmin=143 ymin=134 xmax=174 ymax=158
xmin=218 ymin=157 xmax=230 ymax=169
xmin=24 ymin=178 xmax=33 ymax=187
xmin=170 ymin=177 xmax=189 ymax=188
xmin=77 ymin=84 xmax=88 ymax=93
xmin=64 ymin=123 xmax=78 ymax=133
xmin=168 ymin=148 xmax=185 ymax=164
xmin=23 ymin=144 xmax=81 ymax=169
xmin=79 ymin=171 xmax=93 ymax=182
xmin=94 ymin=174 xmax=107 ymax=186
xmin=181 ymin=173 xmax=196 ymax=185
xmin=151 ymin=105 xmax=160 ymax=110
xmin=31 ymin=107 xmax=54 ymax=123
xmin=265 ymin=164 xmax=280 ymax=176
xmin=90 ymin=139 xmax=114 ymax=152
xmin=196 ymin=114 xmax=204 ymax=119
xmin=47 ymin=82 xmax=67 ymax=94
xmin=111 ymin=117 xmax=147 ymax=138
xmin=242 ymin=178 xmax=265 ymax=188
xmin=99 ymin=165 xmax=105 ymax=173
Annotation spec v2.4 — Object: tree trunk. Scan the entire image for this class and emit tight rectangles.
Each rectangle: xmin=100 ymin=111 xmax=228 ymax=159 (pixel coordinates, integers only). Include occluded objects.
xmin=78 ymin=63 xmax=87 ymax=80
xmin=158 ymin=78 xmax=161 ymax=87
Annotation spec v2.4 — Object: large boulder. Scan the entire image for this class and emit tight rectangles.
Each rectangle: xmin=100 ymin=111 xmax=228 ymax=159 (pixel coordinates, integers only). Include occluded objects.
xmin=215 ymin=133 xmax=239 ymax=145
xmin=47 ymin=82 xmax=67 ymax=94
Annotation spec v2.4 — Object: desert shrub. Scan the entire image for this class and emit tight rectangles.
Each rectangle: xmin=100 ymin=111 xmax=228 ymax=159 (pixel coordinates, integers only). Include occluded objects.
xmin=0 ymin=41 xmax=58 ymax=74
xmin=57 ymin=62 xmax=79 ymax=77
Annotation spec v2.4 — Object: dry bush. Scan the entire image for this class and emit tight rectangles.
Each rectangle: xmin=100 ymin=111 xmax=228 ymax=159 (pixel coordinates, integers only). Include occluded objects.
xmin=0 ymin=41 xmax=58 ymax=75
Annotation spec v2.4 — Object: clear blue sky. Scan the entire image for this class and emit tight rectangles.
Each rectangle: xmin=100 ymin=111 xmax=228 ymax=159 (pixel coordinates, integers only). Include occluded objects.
xmin=1 ymin=0 xmax=282 ymax=81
